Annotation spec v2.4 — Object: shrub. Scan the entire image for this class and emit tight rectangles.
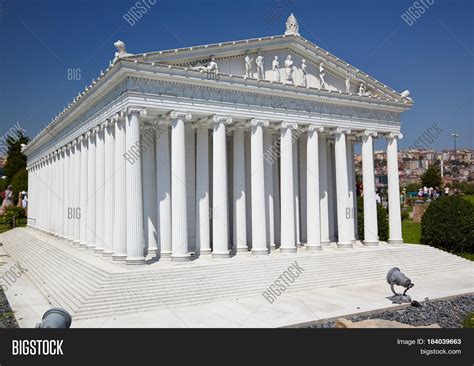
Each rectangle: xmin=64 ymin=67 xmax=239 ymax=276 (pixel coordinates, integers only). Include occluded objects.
xmin=357 ymin=197 xmax=389 ymax=242
xmin=10 ymin=170 xmax=28 ymax=204
xmin=0 ymin=207 xmax=26 ymax=228
xmin=421 ymin=196 xmax=474 ymax=254
xmin=463 ymin=313 xmax=474 ymax=328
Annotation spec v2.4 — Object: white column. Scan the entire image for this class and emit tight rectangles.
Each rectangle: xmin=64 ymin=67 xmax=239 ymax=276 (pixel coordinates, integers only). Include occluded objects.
xmin=125 ymin=109 xmax=146 ymax=264
xmin=387 ymin=133 xmax=403 ymax=244
xmin=38 ymin=162 xmax=42 ymax=230
xmin=26 ymin=165 xmax=31 ymax=226
xmin=103 ymin=121 xmax=115 ymax=257
xmin=232 ymin=126 xmax=247 ymax=252
xmin=212 ymin=116 xmax=231 ymax=258
xmin=73 ymin=140 xmax=81 ymax=245
xmin=250 ymin=119 xmax=268 ymax=255
xmin=170 ymin=112 xmax=192 ymax=261
xmin=79 ymin=135 xmax=88 ymax=248
xmin=306 ymin=125 xmax=323 ymax=250
xmin=94 ymin=126 xmax=105 ymax=253
xmin=47 ymin=155 xmax=52 ymax=233
xmin=196 ymin=123 xmax=211 ymax=255
xmin=155 ymin=120 xmax=172 ymax=258
xmin=141 ymin=124 xmax=158 ymax=257
xmin=361 ymin=131 xmax=378 ymax=246
xmin=346 ymin=136 xmax=355 ymax=242
xmin=280 ymin=122 xmax=297 ymax=253
xmin=86 ymin=131 xmax=96 ymax=251
xmin=58 ymin=149 xmax=65 ymax=237
xmin=263 ymin=130 xmax=275 ymax=251
xmin=272 ymin=145 xmax=281 ymax=247
xmin=65 ymin=145 xmax=72 ymax=241
xmin=334 ymin=128 xmax=352 ymax=248
xmin=319 ymin=135 xmax=330 ymax=245
xmin=351 ymin=141 xmax=358 ymax=240
xmin=51 ymin=153 xmax=58 ymax=235
xmin=293 ymin=140 xmax=301 ymax=246
xmin=112 ymin=117 xmax=127 ymax=261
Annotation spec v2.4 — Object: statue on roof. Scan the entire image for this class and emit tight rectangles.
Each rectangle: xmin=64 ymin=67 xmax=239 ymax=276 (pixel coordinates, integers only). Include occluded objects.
xmin=256 ymin=56 xmax=265 ymax=81
xmin=319 ymin=62 xmax=326 ymax=90
xmin=301 ymin=59 xmax=307 ymax=87
xmin=113 ymin=40 xmax=132 ymax=62
xmin=285 ymin=13 xmax=300 ymax=36
xmin=244 ymin=55 xmax=253 ymax=78
xmin=272 ymin=56 xmax=280 ymax=82
xmin=284 ymin=55 xmax=294 ymax=83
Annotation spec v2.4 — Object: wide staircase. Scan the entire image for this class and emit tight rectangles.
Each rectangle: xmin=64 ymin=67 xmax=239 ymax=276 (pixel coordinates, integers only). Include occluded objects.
xmin=1 ymin=227 xmax=472 ymax=320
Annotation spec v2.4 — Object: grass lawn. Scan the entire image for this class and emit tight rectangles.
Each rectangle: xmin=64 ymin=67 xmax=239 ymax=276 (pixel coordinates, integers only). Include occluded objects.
xmin=402 ymin=219 xmax=421 ymax=244
xmin=402 ymin=218 xmax=473 ymax=261
xmin=462 ymin=195 xmax=474 ymax=204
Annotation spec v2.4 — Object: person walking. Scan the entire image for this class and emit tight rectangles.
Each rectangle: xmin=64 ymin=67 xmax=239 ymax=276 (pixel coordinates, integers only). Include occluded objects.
xmin=0 ymin=185 xmax=14 ymax=215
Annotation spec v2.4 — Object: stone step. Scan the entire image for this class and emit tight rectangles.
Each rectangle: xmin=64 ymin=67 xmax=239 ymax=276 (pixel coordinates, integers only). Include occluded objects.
xmin=2 ymin=228 xmax=472 ymax=321
xmin=77 ymin=261 xmax=467 ymax=309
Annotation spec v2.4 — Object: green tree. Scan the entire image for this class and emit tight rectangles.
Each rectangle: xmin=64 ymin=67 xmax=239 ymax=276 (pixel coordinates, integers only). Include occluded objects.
xmin=420 ymin=165 xmax=443 ymax=188
xmin=404 ymin=182 xmax=420 ymax=194
xmin=3 ymin=130 xmax=29 ymax=184
xmin=10 ymin=170 xmax=28 ymax=203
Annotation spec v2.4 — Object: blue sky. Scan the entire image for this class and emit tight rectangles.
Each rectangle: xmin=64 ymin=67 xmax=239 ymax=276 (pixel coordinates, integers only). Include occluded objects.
xmin=0 ymin=0 xmax=472 ymax=151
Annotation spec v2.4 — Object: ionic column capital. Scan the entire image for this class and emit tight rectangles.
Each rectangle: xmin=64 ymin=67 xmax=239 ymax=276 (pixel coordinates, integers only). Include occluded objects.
xmin=249 ymin=119 xmax=269 ymax=128
xmin=212 ymin=115 xmax=232 ymax=125
xmin=385 ymin=132 xmax=403 ymax=140
xmin=126 ymin=107 xmax=147 ymax=117
xmin=330 ymin=127 xmax=351 ymax=135
xmin=91 ymin=125 xmax=101 ymax=135
xmin=279 ymin=121 xmax=299 ymax=130
xmin=306 ymin=124 xmax=325 ymax=133
xmin=104 ymin=118 xmax=115 ymax=129
xmin=170 ymin=111 xmax=192 ymax=121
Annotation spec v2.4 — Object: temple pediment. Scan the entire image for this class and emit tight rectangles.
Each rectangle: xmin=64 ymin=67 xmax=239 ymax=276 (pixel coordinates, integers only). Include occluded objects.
xmin=122 ymin=14 xmax=410 ymax=103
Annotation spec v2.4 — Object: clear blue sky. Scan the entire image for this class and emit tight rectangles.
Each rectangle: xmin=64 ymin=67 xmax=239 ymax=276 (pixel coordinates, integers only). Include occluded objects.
xmin=0 ymin=0 xmax=472 ymax=151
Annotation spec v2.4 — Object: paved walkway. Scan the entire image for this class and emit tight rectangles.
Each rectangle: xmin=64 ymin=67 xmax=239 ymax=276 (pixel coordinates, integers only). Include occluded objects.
xmin=1 ymin=228 xmax=472 ymax=328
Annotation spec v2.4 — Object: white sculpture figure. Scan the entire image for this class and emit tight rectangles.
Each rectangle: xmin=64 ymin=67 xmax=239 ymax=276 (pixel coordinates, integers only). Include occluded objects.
xmin=113 ymin=40 xmax=132 ymax=62
xmin=301 ymin=59 xmax=307 ymax=87
xmin=191 ymin=56 xmax=218 ymax=75
xmin=285 ymin=13 xmax=300 ymax=36
xmin=244 ymin=55 xmax=253 ymax=78
xmin=319 ymin=62 xmax=326 ymax=90
xmin=207 ymin=56 xmax=219 ymax=74
xmin=345 ymin=77 xmax=351 ymax=93
xmin=284 ymin=55 xmax=294 ymax=83
xmin=272 ymin=56 xmax=280 ymax=82
xmin=358 ymin=82 xmax=366 ymax=96
xmin=401 ymin=90 xmax=413 ymax=101
xmin=256 ymin=56 xmax=264 ymax=81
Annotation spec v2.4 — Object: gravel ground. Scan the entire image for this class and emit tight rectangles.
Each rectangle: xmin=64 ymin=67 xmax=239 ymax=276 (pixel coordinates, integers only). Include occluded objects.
xmin=0 ymin=286 xmax=19 ymax=328
xmin=308 ymin=294 xmax=474 ymax=328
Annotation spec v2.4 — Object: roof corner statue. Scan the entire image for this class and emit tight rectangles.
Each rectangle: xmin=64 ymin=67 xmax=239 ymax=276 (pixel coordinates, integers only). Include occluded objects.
xmin=285 ymin=13 xmax=300 ymax=36
xmin=113 ymin=40 xmax=133 ymax=62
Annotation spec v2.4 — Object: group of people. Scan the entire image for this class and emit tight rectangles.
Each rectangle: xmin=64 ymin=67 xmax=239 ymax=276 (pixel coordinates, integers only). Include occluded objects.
xmin=417 ymin=186 xmax=442 ymax=200
xmin=0 ymin=185 xmax=28 ymax=215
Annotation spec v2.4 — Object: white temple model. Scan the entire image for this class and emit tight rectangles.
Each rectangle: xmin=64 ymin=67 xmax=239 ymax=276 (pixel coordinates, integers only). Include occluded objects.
xmin=23 ymin=14 xmax=413 ymax=265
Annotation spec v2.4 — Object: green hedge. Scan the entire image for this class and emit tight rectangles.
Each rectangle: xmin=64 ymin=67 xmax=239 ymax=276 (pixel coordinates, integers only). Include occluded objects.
xmin=0 ymin=207 xmax=26 ymax=228
xmin=357 ymin=197 xmax=389 ymax=242
xmin=421 ymin=196 xmax=474 ymax=254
